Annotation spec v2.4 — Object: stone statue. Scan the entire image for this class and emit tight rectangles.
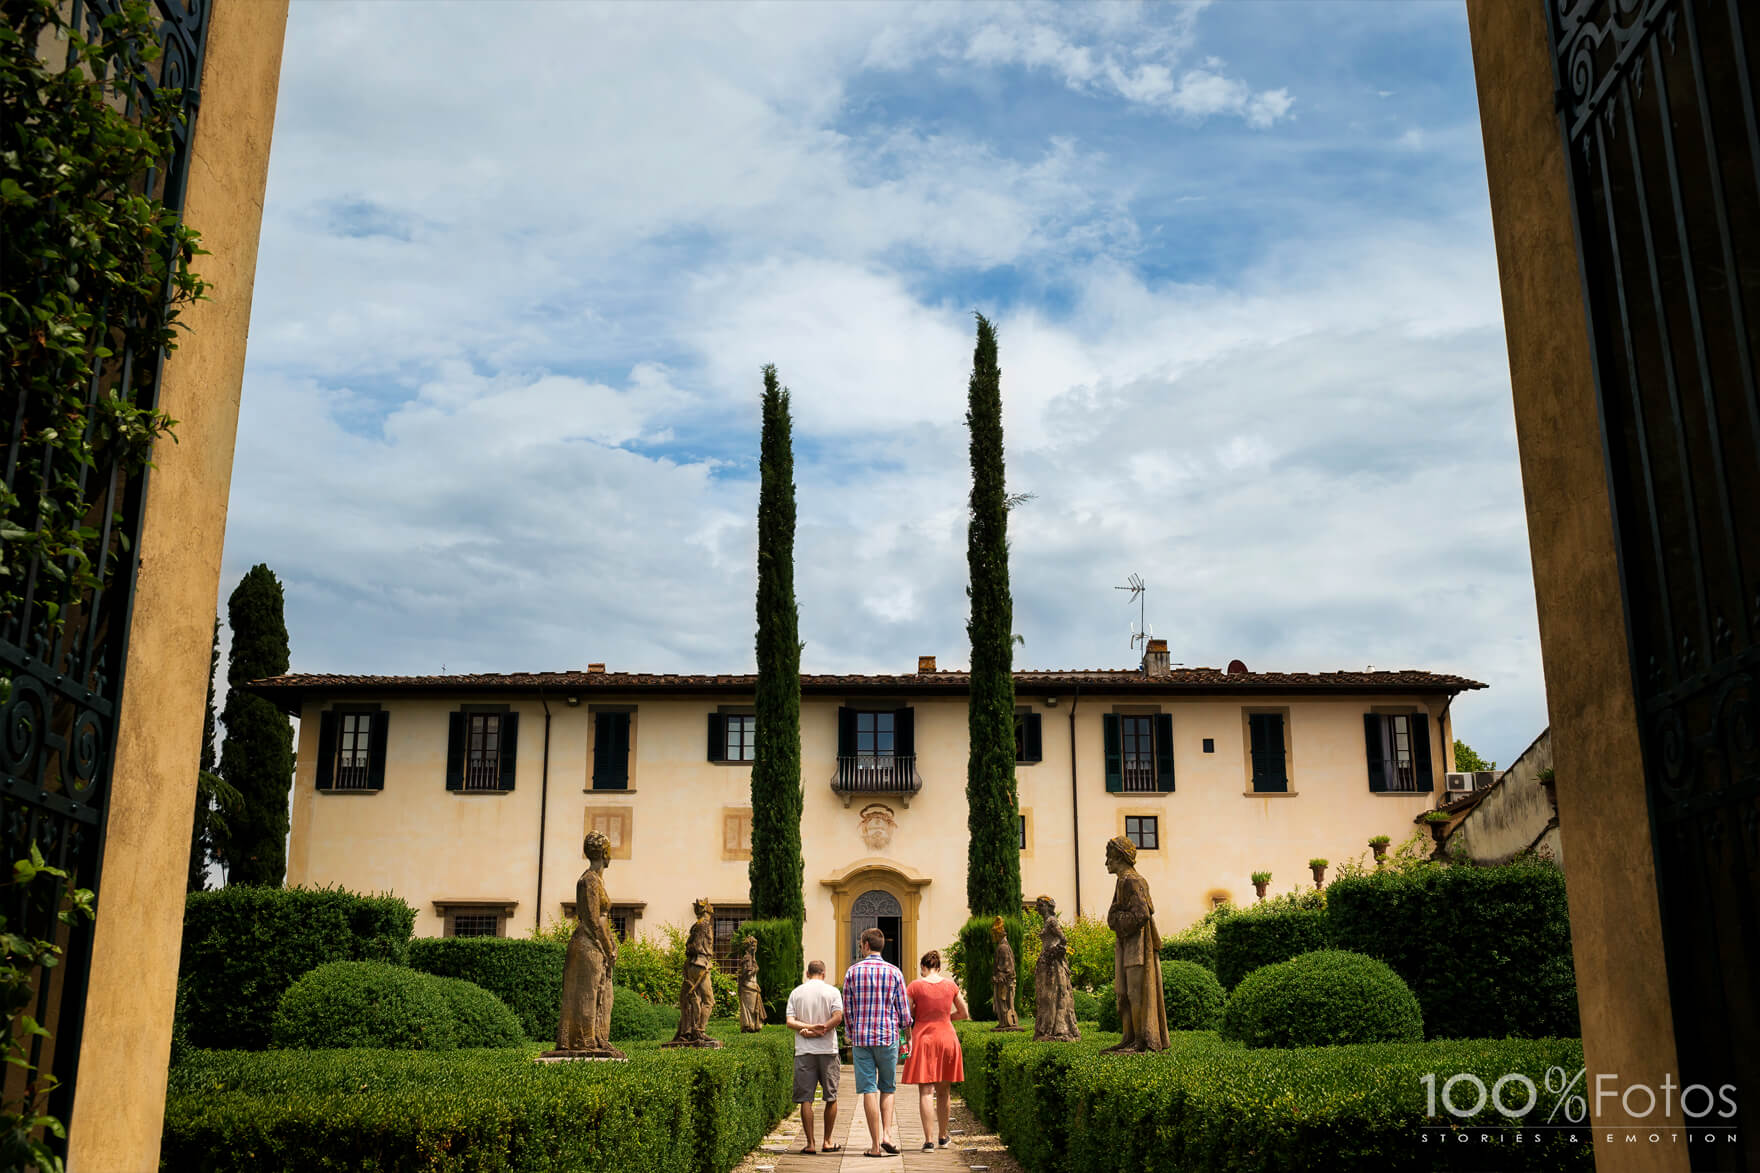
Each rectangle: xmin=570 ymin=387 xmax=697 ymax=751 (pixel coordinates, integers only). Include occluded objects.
xmin=544 ymin=831 xmax=626 ymax=1059
xmin=990 ymin=916 xmax=1022 ymax=1031
xmin=1031 ymin=895 xmax=1080 ymax=1042
xmin=737 ymin=935 xmax=766 ymax=1032
xmin=1102 ymin=835 xmax=1168 ymax=1053
xmin=663 ymin=898 xmax=723 ymax=1049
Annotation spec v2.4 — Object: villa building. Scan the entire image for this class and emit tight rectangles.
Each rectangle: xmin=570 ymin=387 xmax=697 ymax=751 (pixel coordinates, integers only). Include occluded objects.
xmin=251 ymin=640 xmax=1482 ymax=981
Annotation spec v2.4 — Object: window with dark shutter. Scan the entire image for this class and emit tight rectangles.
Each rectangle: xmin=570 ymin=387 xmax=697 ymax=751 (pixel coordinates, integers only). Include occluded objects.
xmin=1103 ymin=713 xmax=1123 ymax=792
xmin=1365 ymin=712 xmax=1432 ymax=793
xmin=707 ymin=712 xmax=726 ymax=762
xmin=593 ymin=711 xmax=632 ymax=790
xmin=1410 ymin=713 xmax=1434 ymax=792
xmin=1014 ymin=712 xmax=1043 ymax=764
xmin=445 ymin=712 xmax=466 ymax=791
xmin=367 ymin=710 xmax=390 ymax=790
xmin=1154 ymin=713 xmax=1175 ymax=792
xmin=316 ymin=711 xmax=338 ymax=791
xmin=1249 ymin=712 xmax=1288 ymax=793
xmin=1364 ymin=713 xmax=1388 ymax=792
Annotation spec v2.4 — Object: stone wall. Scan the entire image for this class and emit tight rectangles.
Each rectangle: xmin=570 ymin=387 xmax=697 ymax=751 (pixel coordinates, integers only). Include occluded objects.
xmin=1445 ymin=728 xmax=1559 ymax=869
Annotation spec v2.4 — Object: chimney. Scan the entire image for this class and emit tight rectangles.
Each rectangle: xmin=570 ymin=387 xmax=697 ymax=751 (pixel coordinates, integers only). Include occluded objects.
xmin=1142 ymin=638 xmax=1170 ymax=678
xmin=918 ymin=655 xmax=937 ymax=674
xmin=586 ymin=663 xmax=606 ymax=674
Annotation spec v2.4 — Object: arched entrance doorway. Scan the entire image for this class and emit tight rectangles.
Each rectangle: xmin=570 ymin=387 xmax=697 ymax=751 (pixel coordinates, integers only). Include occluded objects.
xmin=850 ymin=889 xmax=903 ymax=969
xmin=819 ymin=858 xmax=932 ymax=984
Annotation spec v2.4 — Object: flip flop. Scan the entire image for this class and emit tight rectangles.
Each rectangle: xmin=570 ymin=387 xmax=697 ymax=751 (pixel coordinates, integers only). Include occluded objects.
xmin=880 ymin=1141 xmax=899 ymax=1154
xmin=821 ymin=1144 xmax=843 ymax=1154
xmin=864 ymin=1151 xmax=885 ymax=1158
xmin=797 ymin=1146 xmax=817 ymax=1154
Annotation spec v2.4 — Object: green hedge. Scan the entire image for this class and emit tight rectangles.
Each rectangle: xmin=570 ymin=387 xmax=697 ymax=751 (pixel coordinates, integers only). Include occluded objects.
xmin=1158 ymin=936 xmax=1216 ymax=972
xmin=610 ymin=986 xmax=682 ymax=1042
xmin=1222 ymin=950 xmax=1423 ymax=1048
xmin=959 ymin=914 xmax=1026 ymax=1021
xmin=180 ymin=886 xmax=416 ymax=1050
xmin=956 ymin=1024 xmax=1593 ymax=1172
xmin=428 ymin=976 xmax=526 ymax=1048
xmin=1326 ymin=860 xmax=1578 ymax=1039
xmin=1214 ymin=902 xmax=1330 ymax=990
xmin=1160 ymin=960 xmax=1226 ymax=1031
xmin=162 ymin=1027 xmax=793 ymax=1173
xmin=407 ymin=937 xmax=566 ymax=1042
xmin=737 ymin=918 xmax=802 ymax=1023
xmin=271 ymin=961 xmax=459 ymax=1051
xmin=1071 ymin=988 xmax=1102 ymax=1025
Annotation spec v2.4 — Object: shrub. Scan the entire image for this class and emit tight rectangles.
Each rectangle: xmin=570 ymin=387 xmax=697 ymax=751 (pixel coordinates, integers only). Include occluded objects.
xmin=407 ymin=936 xmax=566 ymax=1041
xmin=616 ymin=931 xmax=681 ymax=1007
xmin=737 ymin=918 xmax=802 ymax=1022
xmin=169 ymin=975 xmax=193 ymax=1068
xmin=954 ymin=1024 xmax=1592 ymax=1173
xmin=609 ymin=985 xmax=671 ymax=1042
xmin=958 ymin=914 xmax=1026 ymax=1020
xmin=1071 ymin=988 xmax=1102 ymax=1024
xmin=1095 ymin=985 xmax=1117 ymax=1032
xmin=1160 ymin=960 xmax=1226 ymax=1031
xmin=1159 ymin=936 xmax=1216 ymax=971
xmin=1222 ymin=950 xmax=1422 ymax=1049
xmin=1213 ymin=894 xmax=1330 ymax=989
xmin=162 ymin=1028 xmax=794 ymax=1173
xmin=271 ymin=961 xmax=459 ymax=1051
xmin=1061 ymin=914 xmax=1116 ymax=991
xmin=425 ymin=975 xmax=524 ymax=1048
xmin=180 ymin=886 xmax=416 ymax=1050
xmin=1326 ymin=858 xmax=1578 ymax=1039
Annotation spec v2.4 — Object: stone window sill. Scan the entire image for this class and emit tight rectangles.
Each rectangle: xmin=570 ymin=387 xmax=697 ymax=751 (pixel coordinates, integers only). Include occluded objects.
xmin=316 ymin=788 xmax=381 ymax=795
xmin=1243 ymin=790 xmax=1298 ymax=797
xmin=452 ymin=789 xmax=512 ymax=796
xmin=586 ymin=787 xmax=639 ymax=794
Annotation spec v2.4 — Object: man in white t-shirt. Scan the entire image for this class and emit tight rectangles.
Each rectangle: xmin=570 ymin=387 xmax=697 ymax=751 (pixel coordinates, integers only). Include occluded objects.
xmin=785 ymin=959 xmax=846 ymax=1153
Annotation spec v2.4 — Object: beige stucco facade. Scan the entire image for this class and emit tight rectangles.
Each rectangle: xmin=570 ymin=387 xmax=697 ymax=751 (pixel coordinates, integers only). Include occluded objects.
xmin=64 ymin=3 xmax=289 ymax=1170
xmin=283 ymin=674 xmax=1457 ymax=981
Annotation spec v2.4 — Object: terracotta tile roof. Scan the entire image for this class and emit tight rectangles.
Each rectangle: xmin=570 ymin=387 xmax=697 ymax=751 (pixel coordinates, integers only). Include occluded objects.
xmin=246 ymin=666 xmax=1485 ymax=711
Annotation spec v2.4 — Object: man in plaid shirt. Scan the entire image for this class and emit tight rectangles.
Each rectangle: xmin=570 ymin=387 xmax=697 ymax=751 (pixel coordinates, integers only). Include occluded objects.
xmin=841 ymin=927 xmax=913 ymax=1157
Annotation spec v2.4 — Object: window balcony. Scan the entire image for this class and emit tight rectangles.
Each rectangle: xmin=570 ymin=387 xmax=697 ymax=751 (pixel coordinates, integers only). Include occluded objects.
xmin=831 ymin=754 xmax=922 ymax=807
xmin=1120 ymin=759 xmax=1159 ymax=793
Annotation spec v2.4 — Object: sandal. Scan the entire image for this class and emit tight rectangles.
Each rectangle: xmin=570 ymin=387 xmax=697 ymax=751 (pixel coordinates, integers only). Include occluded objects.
xmin=880 ymin=1141 xmax=899 ymax=1155
xmin=797 ymin=1145 xmax=817 ymax=1154
xmin=864 ymin=1151 xmax=885 ymax=1158
xmin=821 ymin=1144 xmax=843 ymax=1154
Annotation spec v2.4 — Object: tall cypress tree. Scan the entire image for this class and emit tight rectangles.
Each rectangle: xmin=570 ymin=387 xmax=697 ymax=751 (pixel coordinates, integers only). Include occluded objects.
xmin=749 ymin=365 xmax=805 ymax=926
xmin=214 ymin=564 xmax=294 ymax=887
xmin=965 ymin=313 xmax=1021 ymax=916
xmin=187 ymin=618 xmax=222 ymax=891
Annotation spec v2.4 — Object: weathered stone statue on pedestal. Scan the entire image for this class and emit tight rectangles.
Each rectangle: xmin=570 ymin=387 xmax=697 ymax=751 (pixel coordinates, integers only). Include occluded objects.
xmin=990 ymin=916 xmax=1022 ymax=1031
xmin=663 ymin=898 xmax=723 ymax=1049
xmin=542 ymin=831 xmax=626 ymax=1060
xmin=1101 ymin=835 xmax=1168 ymax=1053
xmin=1031 ymin=895 xmax=1080 ymax=1042
xmin=737 ymin=936 xmax=766 ymax=1032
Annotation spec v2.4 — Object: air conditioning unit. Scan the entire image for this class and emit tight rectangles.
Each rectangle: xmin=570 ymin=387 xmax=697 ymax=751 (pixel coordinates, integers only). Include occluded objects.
xmin=1444 ymin=771 xmax=1497 ymax=795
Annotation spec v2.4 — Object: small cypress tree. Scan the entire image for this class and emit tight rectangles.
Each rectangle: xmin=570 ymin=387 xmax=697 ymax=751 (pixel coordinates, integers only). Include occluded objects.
xmin=214 ymin=564 xmax=294 ymax=887
xmin=749 ymin=366 xmax=805 ymax=931
xmin=965 ymin=314 xmax=1021 ymax=916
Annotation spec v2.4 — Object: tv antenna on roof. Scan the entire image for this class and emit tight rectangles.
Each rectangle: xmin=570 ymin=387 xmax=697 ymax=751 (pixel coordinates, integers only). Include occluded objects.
xmin=1116 ymin=574 xmax=1148 ymax=652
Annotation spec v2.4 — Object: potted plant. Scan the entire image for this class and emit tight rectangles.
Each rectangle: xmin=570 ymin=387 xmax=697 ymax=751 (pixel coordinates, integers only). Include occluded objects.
xmin=1424 ymin=809 xmax=1452 ymax=846
xmin=1537 ymin=767 xmax=1557 ymax=815
xmin=1307 ymin=858 xmax=1328 ymax=888
xmin=1250 ymin=870 xmax=1271 ymax=899
xmin=1368 ymin=834 xmax=1391 ymax=865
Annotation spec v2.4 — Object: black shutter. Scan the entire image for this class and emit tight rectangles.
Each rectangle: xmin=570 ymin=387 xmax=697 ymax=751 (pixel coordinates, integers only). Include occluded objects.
xmin=445 ymin=711 xmax=465 ymax=791
xmin=1154 ymin=712 xmax=1175 ymax=792
xmin=1365 ymin=714 xmax=1387 ymax=792
xmin=368 ymin=710 xmax=389 ymax=790
xmin=315 ymin=710 xmax=338 ymax=790
xmin=1411 ymin=712 xmax=1434 ymax=792
xmin=896 ymin=708 xmax=914 ymax=759
xmin=1024 ymin=713 xmax=1042 ymax=763
xmin=707 ymin=712 xmax=726 ymax=762
xmin=1250 ymin=713 xmax=1287 ymax=792
xmin=593 ymin=712 xmax=630 ymax=790
xmin=837 ymin=707 xmax=855 ymax=758
xmin=498 ymin=711 xmax=519 ymax=791
xmin=1103 ymin=713 xmax=1122 ymax=793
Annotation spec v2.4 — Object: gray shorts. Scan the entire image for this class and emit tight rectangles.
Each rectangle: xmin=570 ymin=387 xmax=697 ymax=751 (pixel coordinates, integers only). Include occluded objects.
xmin=793 ymin=1052 xmax=840 ymax=1103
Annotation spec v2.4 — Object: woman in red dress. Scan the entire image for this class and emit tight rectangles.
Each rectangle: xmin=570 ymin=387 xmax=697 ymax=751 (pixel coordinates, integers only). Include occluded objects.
xmin=900 ymin=949 xmax=969 ymax=1151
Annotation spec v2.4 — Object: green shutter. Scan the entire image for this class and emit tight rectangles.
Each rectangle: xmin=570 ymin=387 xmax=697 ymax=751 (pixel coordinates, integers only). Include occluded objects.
xmin=1103 ymin=713 xmax=1122 ymax=792
xmin=498 ymin=711 xmax=519 ymax=791
xmin=315 ymin=710 xmax=338 ymax=790
xmin=367 ymin=710 xmax=389 ymax=790
xmin=1250 ymin=713 xmax=1287 ymax=792
xmin=1411 ymin=713 xmax=1434 ymax=792
xmin=707 ymin=712 xmax=726 ymax=762
xmin=837 ymin=707 xmax=855 ymax=758
xmin=593 ymin=712 xmax=630 ymax=790
xmin=1024 ymin=713 xmax=1042 ymax=763
xmin=1365 ymin=714 xmax=1387 ymax=792
xmin=1154 ymin=713 xmax=1175 ymax=792
xmin=445 ymin=712 xmax=465 ymax=791
xmin=896 ymin=707 xmax=915 ymax=759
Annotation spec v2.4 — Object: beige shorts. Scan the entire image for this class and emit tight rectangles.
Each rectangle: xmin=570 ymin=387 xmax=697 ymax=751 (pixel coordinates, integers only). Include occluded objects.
xmin=793 ymin=1052 xmax=840 ymax=1103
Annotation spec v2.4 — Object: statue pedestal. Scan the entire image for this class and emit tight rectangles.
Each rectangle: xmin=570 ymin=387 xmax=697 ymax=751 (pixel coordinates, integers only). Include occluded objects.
xmin=991 ymin=1024 xmax=1024 ymax=1032
xmin=536 ymin=1049 xmax=627 ymax=1063
xmin=661 ymin=1037 xmax=724 ymax=1049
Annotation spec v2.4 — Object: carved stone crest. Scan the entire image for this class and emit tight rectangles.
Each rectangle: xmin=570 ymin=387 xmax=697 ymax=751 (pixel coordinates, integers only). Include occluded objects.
xmin=858 ymin=803 xmax=897 ymax=852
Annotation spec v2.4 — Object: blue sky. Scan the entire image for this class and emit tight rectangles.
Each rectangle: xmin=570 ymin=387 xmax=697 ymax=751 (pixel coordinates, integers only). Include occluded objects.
xmin=223 ymin=1 xmax=1545 ymax=766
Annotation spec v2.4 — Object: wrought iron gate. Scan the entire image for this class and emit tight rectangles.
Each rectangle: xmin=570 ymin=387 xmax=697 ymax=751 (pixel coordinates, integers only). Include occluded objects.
xmin=1547 ymin=1 xmax=1760 ymax=1166
xmin=0 ymin=0 xmax=210 ymax=1136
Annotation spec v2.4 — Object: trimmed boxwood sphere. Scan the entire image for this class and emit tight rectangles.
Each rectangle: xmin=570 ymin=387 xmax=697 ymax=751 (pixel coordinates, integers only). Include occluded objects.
xmin=1161 ymin=959 xmax=1226 ymax=1031
xmin=426 ymin=975 xmax=524 ymax=1048
xmin=272 ymin=961 xmax=459 ymax=1051
xmin=1071 ymin=988 xmax=1102 ymax=1024
xmin=609 ymin=986 xmax=661 ymax=1042
xmin=1222 ymin=949 xmax=1423 ymax=1048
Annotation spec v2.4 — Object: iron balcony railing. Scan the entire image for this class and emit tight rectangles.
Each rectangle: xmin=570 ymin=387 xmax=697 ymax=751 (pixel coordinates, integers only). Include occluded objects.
xmin=332 ymin=759 xmax=373 ymax=790
xmin=463 ymin=759 xmax=503 ymax=791
xmin=1121 ymin=760 xmax=1158 ymax=793
xmin=830 ymin=754 xmax=921 ymax=796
